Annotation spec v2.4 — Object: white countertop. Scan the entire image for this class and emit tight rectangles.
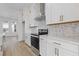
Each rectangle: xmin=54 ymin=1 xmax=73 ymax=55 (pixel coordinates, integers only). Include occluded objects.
xmin=47 ymin=36 xmax=79 ymax=45
xmin=39 ymin=35 xmax=79 ymax=45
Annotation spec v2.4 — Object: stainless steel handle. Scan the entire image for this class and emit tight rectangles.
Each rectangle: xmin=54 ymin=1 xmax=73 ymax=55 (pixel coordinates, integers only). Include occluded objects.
xmin=60 ymin=15 xmax=63 ymax=21
xmin=53 ymin=42 xmax=61 ymax=45
xmin=55 ymin=48 xmax=59 ymax=56
xmin=57 ymin=48 xmax=59 ymax=56
xmin=55 ymin=48 xmax=57 ymax=56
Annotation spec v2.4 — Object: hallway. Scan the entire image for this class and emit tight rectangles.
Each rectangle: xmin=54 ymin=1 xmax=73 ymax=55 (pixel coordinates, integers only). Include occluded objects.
xmin=3 ymin=41 xmax=35 ymax=56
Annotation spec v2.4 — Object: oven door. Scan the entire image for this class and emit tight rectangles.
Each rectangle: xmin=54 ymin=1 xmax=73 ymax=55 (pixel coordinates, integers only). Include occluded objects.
xmin=31 ymin=35 xmax=39 ymax=50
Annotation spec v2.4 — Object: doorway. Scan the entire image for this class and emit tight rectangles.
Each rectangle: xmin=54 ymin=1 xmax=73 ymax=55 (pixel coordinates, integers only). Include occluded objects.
xmin=22 ymin=21 xmax=25 ymax=41
xmin=2 ymin=21 xmax=18 ymax=55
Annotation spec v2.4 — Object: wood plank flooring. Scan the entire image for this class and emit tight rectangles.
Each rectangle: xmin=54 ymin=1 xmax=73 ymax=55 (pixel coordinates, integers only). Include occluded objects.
xmin=3 ymin=41 xmax=36 ymax=56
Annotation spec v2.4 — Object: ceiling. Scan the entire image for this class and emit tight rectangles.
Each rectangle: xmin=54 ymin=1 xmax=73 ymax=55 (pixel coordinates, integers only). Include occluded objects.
xmin=0 ymin=3 xmax=33 ymax=21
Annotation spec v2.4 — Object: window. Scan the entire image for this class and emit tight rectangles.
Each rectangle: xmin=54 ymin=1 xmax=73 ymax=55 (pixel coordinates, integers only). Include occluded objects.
xmin=3 ymin=22 xmax=9 ymax=33
xmin=11 ymin=22 xmax=16 ymax=32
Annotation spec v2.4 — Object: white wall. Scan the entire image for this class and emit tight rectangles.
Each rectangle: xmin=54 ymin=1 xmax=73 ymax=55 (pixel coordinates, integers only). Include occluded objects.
xmin=23 ymin=6 xmax=31 ymax=46
xmin=48 ymin=22 xmax=79 ymax=40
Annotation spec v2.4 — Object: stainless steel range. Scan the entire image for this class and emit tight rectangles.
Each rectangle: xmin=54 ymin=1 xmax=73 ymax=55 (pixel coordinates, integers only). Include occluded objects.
xmin=30 ymin=28 xmax=48 ymax=55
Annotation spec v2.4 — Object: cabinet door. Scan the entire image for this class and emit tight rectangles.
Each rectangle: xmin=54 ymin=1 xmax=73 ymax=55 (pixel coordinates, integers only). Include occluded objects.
xmin=25 ymin=34 xmax=31 ymax=46
xmin=40 ymin=38 xmax=47 ymax=56
xmin=45 ymin=4 xmax=54 ymax=24
xmin=45 ymin=3 xmax=62 ymax=24
xmin=47 ymin=42 xmax=78 ymax=56
xmin=47 ymin=43 xmax=55 ymax=56
xmin=47 ymin=39 xmax=79 ymax=56
xmin=47 ymin=40 xmax=61 ymax=56
xmin=59 ymin=47 xmax=78 ymax=56
xmin=59 ymin=41 xmax=79 ymax=56
xmin=62 ymin=4 xmax=79 ymax=21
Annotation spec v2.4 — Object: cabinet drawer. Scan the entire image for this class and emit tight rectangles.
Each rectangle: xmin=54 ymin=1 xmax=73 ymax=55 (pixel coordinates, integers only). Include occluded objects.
xmin=47 ymin=39 xmax=62 ymax=49
xmin=47 ymin=39 xmax=79 ymax=53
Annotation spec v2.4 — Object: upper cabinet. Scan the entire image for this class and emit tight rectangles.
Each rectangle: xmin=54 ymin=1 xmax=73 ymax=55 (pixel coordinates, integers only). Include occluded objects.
xmin=63 ymin=4 xmax=79 ymax=20
xmin=45 ymin=4 xmax=62 ymax=24
xmin=45 ymin=3 xmax=79 ymax=25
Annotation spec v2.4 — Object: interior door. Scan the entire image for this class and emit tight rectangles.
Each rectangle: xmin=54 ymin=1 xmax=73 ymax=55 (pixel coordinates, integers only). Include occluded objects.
xmin=22 ymin=21 xmax=25 ymax=41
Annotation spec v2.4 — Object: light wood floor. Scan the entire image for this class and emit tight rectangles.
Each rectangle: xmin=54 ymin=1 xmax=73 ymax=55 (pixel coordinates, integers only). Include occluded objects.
xmin=3 ymin=41 xmax=36 ymax=56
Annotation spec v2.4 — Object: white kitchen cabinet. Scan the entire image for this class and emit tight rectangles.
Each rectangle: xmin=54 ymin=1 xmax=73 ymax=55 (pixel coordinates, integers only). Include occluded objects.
xmin=61 ymin=4 xmax=79 ymax=21
xmin=59 ymin=47 xmax=78 ymax=56
xmin=47 ymin=39 xmax=79 ymax=56
xmin=59 ymin=41 xmax=79 ymax=56
xmin=47 ymin=41 xmax=61 ymax=56
xmin=25 ymin=34 xmax=31 ymax=46
xmin=47 ymin=44 xmax=55 ymax=56
xmin=25 ymin=18 xmax=31 ymax=46
xmin=45 ymin=3 xmax=79 ymax=25
xmin=47 ymin=42 xmax=58 ymax=56
xmin=40 ymin=36 xmax=47 ymax=56
xmin=45 ymin=3 xmax=62 ymax=24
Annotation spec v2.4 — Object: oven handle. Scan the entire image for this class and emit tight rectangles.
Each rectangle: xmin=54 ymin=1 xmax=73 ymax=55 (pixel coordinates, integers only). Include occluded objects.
xmin=31 ymin=36 xmax=39 ymax=38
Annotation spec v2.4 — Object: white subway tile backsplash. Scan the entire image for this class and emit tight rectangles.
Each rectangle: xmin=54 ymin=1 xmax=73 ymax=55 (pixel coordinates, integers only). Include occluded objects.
xmin=48 ymin=22 xmax=79 ymax=39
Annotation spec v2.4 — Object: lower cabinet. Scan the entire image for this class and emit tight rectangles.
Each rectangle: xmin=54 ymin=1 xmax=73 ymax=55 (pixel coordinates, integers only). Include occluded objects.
xmin=25 ymin=34 xmax=31 ymax=46
xmin=40 ymin=37 xmax=47 ymax=56
xmin=47 ymin=39 xmax=79 ymax=56
xmin=59 ymin=47 xmax=78 ymax=56
xmin=47 ymin=41 xmax=61 ymax=56
xmin=47 ymin=43 xmax=56 ymax=56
